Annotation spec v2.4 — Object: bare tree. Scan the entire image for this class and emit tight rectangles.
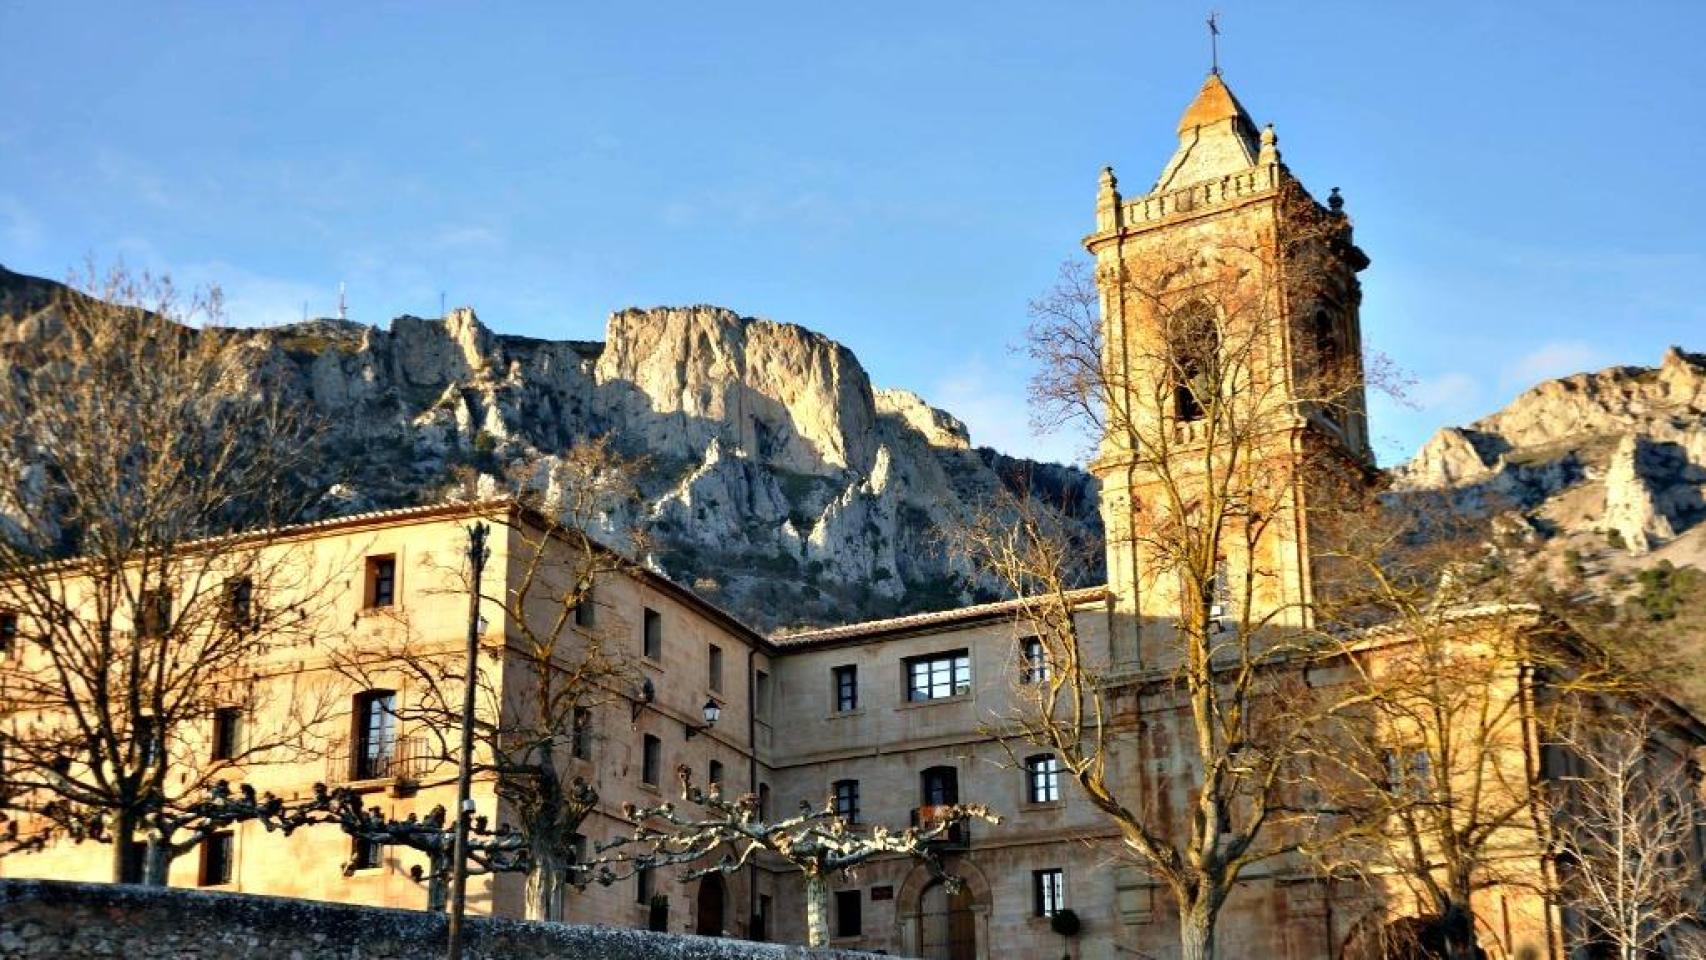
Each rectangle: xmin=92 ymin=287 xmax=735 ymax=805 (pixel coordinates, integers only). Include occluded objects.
xmin=1302 ymin=486 xmax=1651 ymax=960
xmin=960 ymin=182 xmax=1370 ymax=960
xmin=601 ymin=766 xmax=999 ymax=948
xmin=0 ymin=266 xmax=334 ymax=884
xmin=1548 ymin=708 xmax=1706 ymax=960
xmin=332 ymin=440 xmax=645 ymax=921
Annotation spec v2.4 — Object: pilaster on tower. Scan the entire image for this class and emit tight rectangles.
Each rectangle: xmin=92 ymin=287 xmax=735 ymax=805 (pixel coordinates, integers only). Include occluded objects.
xmin=1084 ymin=73 xmax=1373 ymax=667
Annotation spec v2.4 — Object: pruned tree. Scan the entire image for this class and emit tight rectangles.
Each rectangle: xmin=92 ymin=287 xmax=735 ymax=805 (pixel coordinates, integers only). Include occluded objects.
xmin=602 ymin=765 xmax=1000 ymax=948
xmin=958 ymin=181 xmax=1373 ymax=960
xmin=0 ymin=265 xmax=336 ymax=884
xmin=331 ymin=439 xmax=645 ymax=921
xmin=1548 ymin=708 xmax=1706 ymax=960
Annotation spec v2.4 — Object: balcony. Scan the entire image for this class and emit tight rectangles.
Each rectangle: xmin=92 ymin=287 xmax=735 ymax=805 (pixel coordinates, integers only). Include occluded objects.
xmin=325 ymin=736 xmax=431 ymax=788
xmin=910 ymin=805 xmax=970 ymax=849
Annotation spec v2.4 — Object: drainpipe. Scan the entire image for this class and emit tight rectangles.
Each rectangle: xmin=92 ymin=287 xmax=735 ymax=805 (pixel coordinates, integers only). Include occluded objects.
xmin=747 ymin=644 xmax=760 ymax=939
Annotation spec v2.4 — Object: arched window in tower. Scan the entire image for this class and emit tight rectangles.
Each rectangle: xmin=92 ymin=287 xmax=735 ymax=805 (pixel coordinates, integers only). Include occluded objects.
xmin=1311 ymin=307 xmax=1339 ymax=379
xmin=1168 ymin=301 xmax=1218 ymax=423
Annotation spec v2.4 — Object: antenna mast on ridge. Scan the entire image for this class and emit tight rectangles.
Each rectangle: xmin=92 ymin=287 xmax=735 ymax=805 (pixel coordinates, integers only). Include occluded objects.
xmin=338 ymin=282 xmax=347 ymax=321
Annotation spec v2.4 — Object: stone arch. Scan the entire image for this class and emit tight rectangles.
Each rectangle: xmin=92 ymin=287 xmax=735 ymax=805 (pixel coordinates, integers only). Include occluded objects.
xmin=894 ymin=858 xmax=992 ymax=960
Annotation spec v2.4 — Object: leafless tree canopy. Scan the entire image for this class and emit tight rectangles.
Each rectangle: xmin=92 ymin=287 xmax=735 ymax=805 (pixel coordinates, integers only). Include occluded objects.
xmin=0 ymin=266 xmax=335 ymax=884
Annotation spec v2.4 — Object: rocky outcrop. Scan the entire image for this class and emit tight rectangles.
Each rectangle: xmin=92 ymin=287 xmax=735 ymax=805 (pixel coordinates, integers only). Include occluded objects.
xmin=0 ymin=266 xmax=1095 ymax=630
xmin=1394 ymin=347 xmax=1706 ymax=559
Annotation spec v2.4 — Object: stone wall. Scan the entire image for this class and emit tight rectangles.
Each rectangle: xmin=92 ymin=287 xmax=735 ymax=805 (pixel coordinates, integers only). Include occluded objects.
xmin=0 ymin=880 xmax=891 ymax=960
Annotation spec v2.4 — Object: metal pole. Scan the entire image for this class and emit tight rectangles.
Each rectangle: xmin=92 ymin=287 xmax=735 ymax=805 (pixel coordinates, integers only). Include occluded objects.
xmin=446 ymin=521 xmax=489 ymax=960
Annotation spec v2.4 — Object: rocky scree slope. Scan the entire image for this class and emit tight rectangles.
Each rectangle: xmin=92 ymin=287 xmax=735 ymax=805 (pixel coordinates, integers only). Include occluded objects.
xmin=0 ymin=266 xmax=1097 ymax=631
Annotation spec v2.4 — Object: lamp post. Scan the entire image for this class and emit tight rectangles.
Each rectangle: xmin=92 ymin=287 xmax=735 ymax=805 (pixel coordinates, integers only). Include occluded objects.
xmin=446 ymin=521 xmax=489 ymax=960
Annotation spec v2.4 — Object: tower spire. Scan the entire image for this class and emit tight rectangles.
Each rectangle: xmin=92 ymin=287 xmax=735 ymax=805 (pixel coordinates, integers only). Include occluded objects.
xmin=1207 ymin=11 xmax=1221 ymax=76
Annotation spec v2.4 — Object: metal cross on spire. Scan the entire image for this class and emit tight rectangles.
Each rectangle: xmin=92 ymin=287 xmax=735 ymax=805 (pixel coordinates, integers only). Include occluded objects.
xmin=1207 ymin=11 xmax=1222 ymax=76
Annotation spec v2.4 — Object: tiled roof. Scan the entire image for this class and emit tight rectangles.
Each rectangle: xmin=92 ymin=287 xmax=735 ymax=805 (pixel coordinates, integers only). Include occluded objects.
xmin=771 ymin=586 xmax=1110 ymax=647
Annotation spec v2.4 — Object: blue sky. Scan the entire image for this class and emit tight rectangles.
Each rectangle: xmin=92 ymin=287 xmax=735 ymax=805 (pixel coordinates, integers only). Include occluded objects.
xmin=3 ymin=2 xmax=1702 ymax=466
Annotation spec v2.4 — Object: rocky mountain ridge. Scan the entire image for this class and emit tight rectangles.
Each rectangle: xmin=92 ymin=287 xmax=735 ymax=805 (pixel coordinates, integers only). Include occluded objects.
xmin=1394 ymin=346 xmax=1706 ymax=570
xmin=0 ymin=267 xmax=1098 ymax=631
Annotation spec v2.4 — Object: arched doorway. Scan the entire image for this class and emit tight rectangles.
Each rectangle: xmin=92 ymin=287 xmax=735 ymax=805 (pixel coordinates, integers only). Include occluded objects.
xmin=695 ymin=873 xmax=726 ymax=936
xmin=918 ymin=879 xmax=976 ymax=960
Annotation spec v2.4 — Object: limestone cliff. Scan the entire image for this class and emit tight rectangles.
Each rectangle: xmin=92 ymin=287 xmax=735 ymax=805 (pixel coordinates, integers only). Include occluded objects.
xmin=0 ymin=266 xmax=1097 ymax=630
xmin=1393 ymin=347 xmax=1706 ymax=567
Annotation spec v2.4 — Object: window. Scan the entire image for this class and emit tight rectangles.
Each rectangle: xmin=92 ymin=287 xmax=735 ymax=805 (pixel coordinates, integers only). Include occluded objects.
xmin=636 ymin=865 xmax=654 ymax=904
xmin=1312 ymin=308 xmax=1340 ymax=373
xmin=920 ymin=766 xmax=959 ymax=807
xmin=1169 ymin=302 xmax=1217 ymax=424
xmin=223 ymin=577 xmax=253 ymax=629
xmin=1033 ymin=868 xmax=1065 ymax=917
xmin=755 ymin=670 xmax=771 ymax=722
xmin=211 ymin=707 xmax=242 ymax=762
xmin=833 ymin=665 xmax=858 ymax=712
xmin=135 ymin=714 xmax=160 ymax=768
xmin=137 ymin=588 xmax=171 ymax=638
xmin=353 ymin=690 xmax=397 ymax=780
xmin=642 ymin=607 xmax=662 ymax=660
xmin=1026 ymin=754 xmax=1061 ymax=804
xmin=573 ymin=587 xmax=596 ymax=628
xmin=1018 ymin=637 xmax=1049 ymax=684
xmin=0 ymin=610 xmax=17 ymax=656
xmin=573 ymin=705 xmax=593 ymax=760
xmin=365 ymin=555 xmax=396 ymax=609
xmin=906 ymin=650 xmax=970 ymax=702
xmin=758 ymin=783 xmax=771 ymax=821
xmin=570 ymin=707 xmax=592 ymax=760
xmin=569 ymin=832 xmax=588 ymax=868
xmin=835 ymin=889 xmax=862 ymax=938
xmin=200 ymin=831 xmax=234 ymax=886
xmin=351 ymin=835 xmax=383 ymax=871
xmin=1384 ymin=747 xmax=1432 ymax=800
xmin=833 ymin=779 xmax=860 ymax=824
xmin=642 ymin=734 xmax=661 ymax=786
xmin=708 ymin=644 xmax=723 ymax=693
xmin=1206 ymin=558 xmax=1230 ymax=622
xmin=709 ymin=759 xmax=724 ymax=787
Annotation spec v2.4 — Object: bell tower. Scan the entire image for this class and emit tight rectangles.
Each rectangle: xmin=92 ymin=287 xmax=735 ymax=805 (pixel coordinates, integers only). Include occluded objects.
xmin=1084 ymin=73 xmax=1372 ymax=666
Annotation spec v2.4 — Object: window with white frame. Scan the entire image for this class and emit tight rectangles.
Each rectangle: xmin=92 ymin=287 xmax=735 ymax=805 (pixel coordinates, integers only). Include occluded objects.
xmin=905 ymin=650 xmax=970 ymax=702
xmin=1033 ymin=868 xmax=1065 ymax=916
xmin=1018 ymin=637 xmax=1049 ymax=684
xmin=1026 ymin=754 xmax=1061 ymax=804
xmin=833 ymin=779 xmax=860 ymax=823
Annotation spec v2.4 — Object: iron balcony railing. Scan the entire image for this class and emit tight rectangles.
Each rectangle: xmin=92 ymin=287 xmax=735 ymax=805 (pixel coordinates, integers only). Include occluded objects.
xmin=325 ymin=735 xmax=431 ymax=785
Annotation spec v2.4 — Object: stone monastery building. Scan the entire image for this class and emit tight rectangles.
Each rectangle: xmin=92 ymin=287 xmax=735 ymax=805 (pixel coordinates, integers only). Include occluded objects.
xmin=6 ymin=72 xmax=1703 ymax=960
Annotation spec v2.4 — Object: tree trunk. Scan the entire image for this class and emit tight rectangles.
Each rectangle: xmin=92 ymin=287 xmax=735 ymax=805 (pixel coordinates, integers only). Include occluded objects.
xmin=1440 ymin=901 xmax=1479 ymax=960
xmin=110 ymin=810 xmax=136 ymax=884
xmin=141 ymin=834 xmax=171 ymax=887
xmin=1179 ymin=896 xmax=1218 ymax=960
xmin=804 ymin=872 xmax=830 ymax=948
xmin=525 ymin=850 xmax=567 ymax=922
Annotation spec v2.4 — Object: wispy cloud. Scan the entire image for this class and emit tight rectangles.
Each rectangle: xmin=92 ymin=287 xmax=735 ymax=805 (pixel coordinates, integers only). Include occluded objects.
xmin=1501 ymin=340 xmax=1606 ymax=389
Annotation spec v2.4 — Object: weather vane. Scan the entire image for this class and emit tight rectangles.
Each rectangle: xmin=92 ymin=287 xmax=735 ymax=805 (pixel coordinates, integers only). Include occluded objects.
xmin=1207 ymin=11 xmax=1222 ymax=76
